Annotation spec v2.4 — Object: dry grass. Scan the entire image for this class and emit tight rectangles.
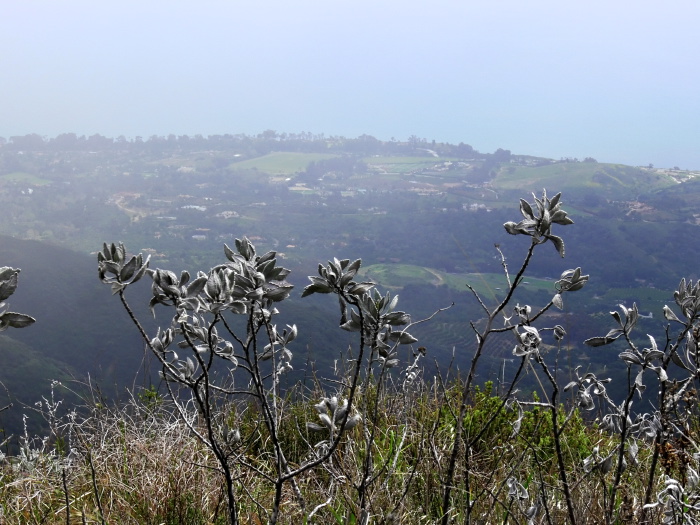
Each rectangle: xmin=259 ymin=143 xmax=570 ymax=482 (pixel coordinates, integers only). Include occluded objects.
xmin=0 ymin=397 xmax=227 ymax=524
xmin=0 ymin=380 xmax=680 ymax=524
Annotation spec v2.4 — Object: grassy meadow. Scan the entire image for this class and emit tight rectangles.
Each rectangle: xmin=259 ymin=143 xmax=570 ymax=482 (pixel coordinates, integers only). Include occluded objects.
xmin=229 ymin=152 xmax=339 ymax=175
xmin=0 ymin=172 xmax=52 ymax=186
xmin=492 ymin=162 xmax=676 ymax=198
xmin=361 ymin=262 xmax=554 ymax=296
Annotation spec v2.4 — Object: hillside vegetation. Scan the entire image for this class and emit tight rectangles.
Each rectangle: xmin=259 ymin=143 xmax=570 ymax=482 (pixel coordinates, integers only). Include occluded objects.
xmin=493 ymin=162 xmax=675 ymax=199
xmin=2 ymin=187 xmax=700 ymax=523
xmin=3 ymin=134 xmax=700 ymax=523
xmin=360 ymin=263 xmax=553 ymax=295
xmin=2 ymin=132 xmax=700 ymax=435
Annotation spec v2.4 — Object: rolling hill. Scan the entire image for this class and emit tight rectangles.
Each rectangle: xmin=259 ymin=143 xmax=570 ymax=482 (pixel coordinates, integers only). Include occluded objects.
xmin=492 ymin=162 xmax=676 ymax=200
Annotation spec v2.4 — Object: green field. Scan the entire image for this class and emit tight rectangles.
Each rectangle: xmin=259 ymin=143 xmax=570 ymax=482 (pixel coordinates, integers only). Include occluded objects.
xmin=492 ymin=162 xmax=675 ymax=197
xmin=593 ymin=286 xmax=670 ymax=306
xmin=360 ymin=263 xmax=555 ymax=297
xmin=230 ymin=152 xmax=339 ymax=175
xmin=360 ymin=263 xmax=440 ymax=288
xmin=364 ymin=156 xmax=455 ymax=174
xmin=0 ymin=172 xmax=52 ymax=185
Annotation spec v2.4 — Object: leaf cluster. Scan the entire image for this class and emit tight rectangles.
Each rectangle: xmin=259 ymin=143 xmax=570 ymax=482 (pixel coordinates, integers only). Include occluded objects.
xmin=503 ymin=190 xmax=574 ymax=257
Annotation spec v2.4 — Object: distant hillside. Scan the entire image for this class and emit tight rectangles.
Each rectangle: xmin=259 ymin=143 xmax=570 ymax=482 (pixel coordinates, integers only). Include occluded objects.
xmin=640 ymin=177 xmax=700 ymax=223
xmin=0 ymin=236 xmax=153 ymax=412
xmin=492 ymin=162 xmax=676 ymax=200
xmin=4 ymin=132 xmax=700 ymax=435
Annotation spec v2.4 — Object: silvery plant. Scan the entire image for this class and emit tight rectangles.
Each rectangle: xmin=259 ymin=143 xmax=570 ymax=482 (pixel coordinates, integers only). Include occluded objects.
xmin=0 ymin=266 xmax=37 ymax=466
xmin=0 ymin=267 xmax=35 ymax=332
xmin=99 ymin=238 xmax=424 ymax=525
xmin=439 ymin=190 xmax=588 ymax=525
xmin=99 ymin=239 xmax=301 ymax=525
xmin=435 ymin=190 xmax=700 ymax=524
xmin=303 ymin=257 xmax=418 ymax=371
xmin=92 ymin=189 xmax=700 ymax=524
xmin=302 ymin=256 xmax=431 ymax=525
xmin=307 ymin=395 xmax=361 ymax=444
xmin=575 ymin=277 xmax=700 ymax=524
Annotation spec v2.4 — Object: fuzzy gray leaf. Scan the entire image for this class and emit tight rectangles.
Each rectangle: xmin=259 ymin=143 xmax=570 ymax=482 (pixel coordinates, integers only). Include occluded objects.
xmin=0 ymin=271 xmax=19 ymax=301
xmin=0 ymin=312 xmax=36 ymax=330
xmin=552 ymin=293 xmax=563 ymax=310
xmin=584 ymin=336 xmax=617 ymax=347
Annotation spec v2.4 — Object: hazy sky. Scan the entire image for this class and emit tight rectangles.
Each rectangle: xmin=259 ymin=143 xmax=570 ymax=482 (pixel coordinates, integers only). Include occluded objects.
xmin=2 ymin=1 xmax=699 ymax=168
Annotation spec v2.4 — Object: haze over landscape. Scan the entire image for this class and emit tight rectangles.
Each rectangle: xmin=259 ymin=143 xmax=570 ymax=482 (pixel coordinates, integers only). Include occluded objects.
xmin=4 ymin=3 xmax=700 ymax=523
xmin=3 ymin=1 xmax=699 ymax=169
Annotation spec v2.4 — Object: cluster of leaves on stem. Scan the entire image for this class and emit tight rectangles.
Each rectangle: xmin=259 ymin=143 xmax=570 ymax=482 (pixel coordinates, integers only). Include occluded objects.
xmin=564 ymin=273 xmax=700 ymax=523
xmin=98 ymin=238 xmax=308 ymax=524
xmin=303 ymin=257 xmax=417 ymax=369
xmin=503 ymin=190 xmax=574 ymax=257
xmin=97 ymin=242 xmax=150 ymax=294
xmin=307 ymin=396 xmax=361 ymax=436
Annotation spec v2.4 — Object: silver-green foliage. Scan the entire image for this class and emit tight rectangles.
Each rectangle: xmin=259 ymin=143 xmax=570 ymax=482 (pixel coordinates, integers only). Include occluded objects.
xmin=98 ymin=234 xmax=427 ymax=525
xmin=503 ymin=189 xmax=574 ymax=257
xmin=98 ymin=238 xmax=300 ymax=525
xmin=0 ymin=267 xmax=35 ymax=331
xmin=577 ymin=278 xmax=700 ymax=524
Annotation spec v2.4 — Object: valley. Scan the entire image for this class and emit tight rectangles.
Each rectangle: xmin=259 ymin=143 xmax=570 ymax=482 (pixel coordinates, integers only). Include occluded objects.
xmin=1 ymin=133 xmax=699 ymax=433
